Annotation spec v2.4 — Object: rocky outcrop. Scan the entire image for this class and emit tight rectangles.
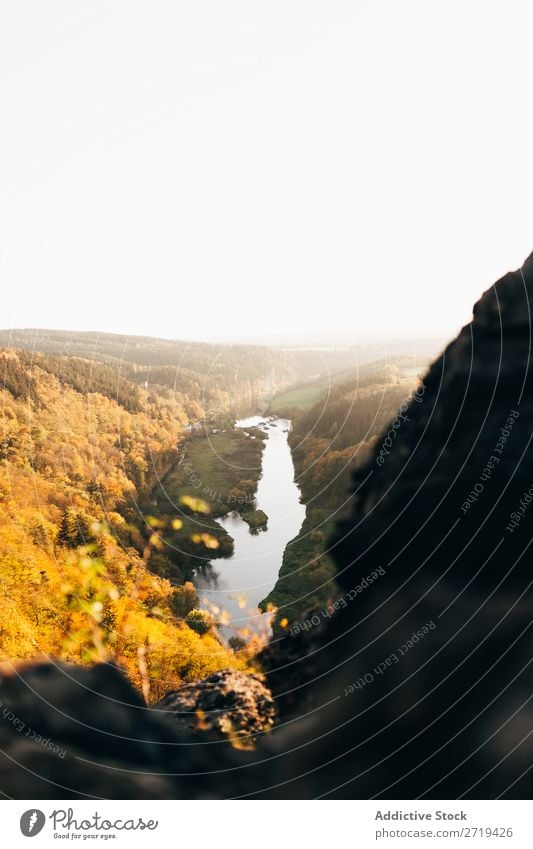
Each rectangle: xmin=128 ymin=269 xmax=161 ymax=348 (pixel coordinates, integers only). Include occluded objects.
xmin=154 ymin=669 xmax=275 ymax=744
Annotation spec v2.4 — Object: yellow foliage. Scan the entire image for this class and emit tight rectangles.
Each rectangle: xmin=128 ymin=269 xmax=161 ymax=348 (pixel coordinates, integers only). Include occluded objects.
xmin=0 ymin=352 xmax=251 ymax=703
xmin=179 ymin=495 xmax=211 ymax=514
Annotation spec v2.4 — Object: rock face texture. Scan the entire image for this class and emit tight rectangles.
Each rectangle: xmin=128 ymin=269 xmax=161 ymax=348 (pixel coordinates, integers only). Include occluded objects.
xmin=1 ymin=254 xmax=533 ymax=799
xmin=154 ymin=669 xmax=275 ymax=744
xmin=0 ymin=661 xmax=181 ymax=798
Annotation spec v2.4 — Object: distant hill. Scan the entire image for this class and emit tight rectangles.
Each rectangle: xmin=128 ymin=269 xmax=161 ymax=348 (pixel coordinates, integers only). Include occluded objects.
xmin=0 ymin=329 xmax=443 ymax=417
xmin=0 ymin=329 xmax=297 ymax=416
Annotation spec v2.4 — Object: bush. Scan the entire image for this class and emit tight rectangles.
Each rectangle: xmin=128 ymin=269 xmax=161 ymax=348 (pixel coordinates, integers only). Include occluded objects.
xmin=228 ymin=636 xmax=247 ymax=652
xmin=171 ymin=582 xmax=200 ymax=619
xmin=185 ymin=608 xmax=213 ymax=635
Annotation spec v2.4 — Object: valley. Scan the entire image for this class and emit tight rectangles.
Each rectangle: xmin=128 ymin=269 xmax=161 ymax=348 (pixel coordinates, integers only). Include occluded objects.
xmin=0 ymin=329 xmax=437 ymax=703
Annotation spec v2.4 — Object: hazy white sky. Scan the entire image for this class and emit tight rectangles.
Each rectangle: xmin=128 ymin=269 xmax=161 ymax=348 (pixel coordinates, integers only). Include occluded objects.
xmin=2 ymin=1 xmax=533 ymax=342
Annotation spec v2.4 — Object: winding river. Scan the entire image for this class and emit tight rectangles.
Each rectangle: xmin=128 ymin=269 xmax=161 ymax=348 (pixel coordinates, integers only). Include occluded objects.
xmin=193 ymin=416 xmax=306 ymax=639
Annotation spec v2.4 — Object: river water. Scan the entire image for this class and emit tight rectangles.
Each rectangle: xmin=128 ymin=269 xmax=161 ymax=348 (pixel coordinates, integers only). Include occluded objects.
xmin=193 ymin=416 xmax=305 ymax=640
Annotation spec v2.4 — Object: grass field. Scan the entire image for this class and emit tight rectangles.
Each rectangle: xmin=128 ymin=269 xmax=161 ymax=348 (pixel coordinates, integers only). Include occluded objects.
xmin=268 ymin=355 xmax=429 ymax=415
xmin=147 ymin=426 xmax=268 ymax=577
xmin=161 ymin=427 xmax=266 ymax=518
xmin=268 ymin=382 xmax=326 ymax=413
xmin=268 ymin=364 xmax=360 ymax=413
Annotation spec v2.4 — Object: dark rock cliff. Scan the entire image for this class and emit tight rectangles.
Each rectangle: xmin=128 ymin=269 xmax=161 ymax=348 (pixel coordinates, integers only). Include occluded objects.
xmin=1 ymin=254 xmax=533 ymax=799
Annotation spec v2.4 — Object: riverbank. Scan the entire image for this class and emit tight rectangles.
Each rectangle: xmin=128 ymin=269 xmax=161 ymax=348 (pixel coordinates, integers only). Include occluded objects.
xmin=148 ymin=421 xmax=268 ymax=581
xmin=193 ymin=416 xmax=306 ymax=640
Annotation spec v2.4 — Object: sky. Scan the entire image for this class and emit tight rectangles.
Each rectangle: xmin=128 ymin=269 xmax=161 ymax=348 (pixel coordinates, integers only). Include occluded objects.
xmin=2 ymin=0 xmax=533 ymax=343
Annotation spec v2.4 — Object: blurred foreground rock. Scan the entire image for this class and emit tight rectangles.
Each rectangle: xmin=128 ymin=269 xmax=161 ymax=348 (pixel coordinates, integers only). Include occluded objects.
xmin=0 ymin=661 xmax=179 ymax=798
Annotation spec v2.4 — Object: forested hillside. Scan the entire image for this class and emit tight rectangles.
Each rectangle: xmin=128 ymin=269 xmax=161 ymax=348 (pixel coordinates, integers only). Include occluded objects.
xmin=0 ymin=329 xmax=332 ymax=417
xmin=0 ymin=349 xmax=252 ymax=700
xmin=263 ymin=356 xmax=430 ymax=626
xmin=0 ymin=329 xmax=300 ymax=416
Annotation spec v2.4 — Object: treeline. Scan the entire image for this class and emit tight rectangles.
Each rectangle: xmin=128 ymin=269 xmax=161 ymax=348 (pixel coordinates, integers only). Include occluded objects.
xmin=15 ymin=351 xmax=141 ymax=411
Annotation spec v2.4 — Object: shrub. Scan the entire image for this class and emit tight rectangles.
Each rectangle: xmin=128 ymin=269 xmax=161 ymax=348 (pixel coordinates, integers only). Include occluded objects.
xmin=185 ymin=608 xmax=213 ymax=635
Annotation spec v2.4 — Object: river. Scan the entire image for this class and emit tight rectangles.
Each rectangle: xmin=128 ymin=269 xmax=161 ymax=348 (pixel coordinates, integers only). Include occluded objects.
xmin=192 ymin=416 xmax=306 ymax=640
